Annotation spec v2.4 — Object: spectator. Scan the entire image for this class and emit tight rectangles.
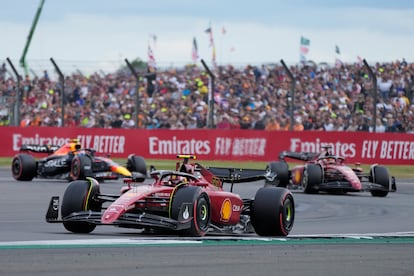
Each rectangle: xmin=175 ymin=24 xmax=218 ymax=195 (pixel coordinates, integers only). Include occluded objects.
xmin=121 ymin=114 xmax=135 ymax=128
xmin=216 ymin=113 xmax=232 ymax=129
xmin=239 ymin=115 xmax=251 ymax=129
xmin=302 ymin=115 xmax=314 ymax=130
xmin=385 ymin=117 xmax=398 ymax=132
xmin=377 ymin=73 xmax=393 ymax=100
xmin=1 ymin=59 xmax=413 ymax=133
xmin=356 ymin=116 xmax=370 ymax=132
xmin=145 ymin=67 xmax=156 ymax=97
xmin=292 ymin=117 xmax=304 ymax=131
xmin=323 ymin=117 xmax=335 ymax=131
xmin=20 ymin=113 xmax=32 ymax=127
xmin=370 ymin=118 xmax=386 ymax=133
xmin=265 ymin=117 xmax=280 ymax=131
xmin=346 ymin=118 xmax=359 ymax=132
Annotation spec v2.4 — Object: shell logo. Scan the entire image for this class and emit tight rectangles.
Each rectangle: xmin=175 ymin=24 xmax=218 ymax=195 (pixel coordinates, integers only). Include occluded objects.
xmin=220 ymin=199 xmax=232 ymax=222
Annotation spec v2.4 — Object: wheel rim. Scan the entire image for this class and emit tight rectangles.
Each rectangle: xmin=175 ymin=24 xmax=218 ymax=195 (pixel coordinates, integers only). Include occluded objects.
xmin=197 ymin=197 xmax=209 ymax=230
xmin=12 ymin=159 xmax=21 ymax=176
xmin=72 ymin=158 xmax=80 ymax=178
xmin=200 ymin=204 xmax=208 ymax=221
xmin=302 ymin=169 xmax=308 ymax=189
xmin=283 ymin=197 xmax=294 ymax=230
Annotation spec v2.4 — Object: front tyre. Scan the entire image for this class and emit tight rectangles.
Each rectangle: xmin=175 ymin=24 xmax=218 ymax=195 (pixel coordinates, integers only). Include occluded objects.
xmin=126 ymin=155 xmax=147 ymax=176
xmin=265 ymin=161 xmax=289 ymax=188
xmin=370 ymin=165 xmax=390 ymax=197
xmin=171 ymin=186 xmax=211 ymax=237
xmin=70 ymin=155 xmax=92 ymax=181
xmin=251 ymin=187 xmax=295 ymax=236
xmin=302 ymin=164 xmax=322 ymax=194
xmin=11 ymin=154 xmax=37 ymax=181
xmin=61 ymin=179 xmax=101 ymax=233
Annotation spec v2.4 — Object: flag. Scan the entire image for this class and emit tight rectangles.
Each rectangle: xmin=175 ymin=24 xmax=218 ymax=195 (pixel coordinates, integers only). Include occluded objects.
xmin=148 ymin=43 xmax=156 ymax=69
xmin=300 ymin=36 xmax=310 ymax=46
xmin=212 ymin=44 xmax=216 ymax=64
xmin=205 ymin=23 xmax=216 ymax=66
xmin=356 ymin=56 xmax=363 ymax=65
xmin=300 ymin=36 xmax=310 ymax=62
xmin=335 ymin=45 xmax=342 ymax=67
xmin=205 ymin=26 xmax=214 ymax=47
xmin=149 ymin=33 xmax=157 ymax=48
xmin=335 ymin=58 xmax=343 ymax=68
xmin=335 ymin=45 xmax=340 ymax=55
xmin=300 ymin=36 xmax=310 ymax=54
xmin=192 ymin=37 xmax=199 ymax=63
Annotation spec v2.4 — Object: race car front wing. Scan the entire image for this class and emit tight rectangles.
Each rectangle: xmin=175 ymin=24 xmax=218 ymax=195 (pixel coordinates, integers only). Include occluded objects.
xmin=46 ymin=196 xmax=192 ymax=231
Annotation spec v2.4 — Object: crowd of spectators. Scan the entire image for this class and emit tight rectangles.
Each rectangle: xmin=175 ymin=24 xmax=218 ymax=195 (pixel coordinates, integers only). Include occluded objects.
xmin=1 ymin=59 xmax=414 ymax=133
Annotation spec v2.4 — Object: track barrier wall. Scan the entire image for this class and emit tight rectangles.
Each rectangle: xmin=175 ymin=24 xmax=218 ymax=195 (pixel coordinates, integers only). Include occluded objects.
xmin=2 ymin=126 xmax=414 ymax=165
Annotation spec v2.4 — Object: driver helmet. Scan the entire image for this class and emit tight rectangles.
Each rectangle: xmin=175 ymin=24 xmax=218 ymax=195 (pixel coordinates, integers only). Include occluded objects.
xmin=69 ymin=138 xmax=81 ymax=151
xmin=170 ymin=175 xmax=187 ymax=185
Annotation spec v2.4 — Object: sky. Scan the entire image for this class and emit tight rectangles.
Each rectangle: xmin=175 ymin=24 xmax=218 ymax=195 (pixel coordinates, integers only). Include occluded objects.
xmin=1 ymin=0 xmax=414 ymax=74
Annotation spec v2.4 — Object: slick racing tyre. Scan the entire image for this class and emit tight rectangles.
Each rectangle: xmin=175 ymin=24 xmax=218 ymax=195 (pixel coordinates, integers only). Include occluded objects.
xmin=251 ymin=187 xmax=295 ymax=236
xmin=11 ymin=154 xmax=37 ymax=181
xmin=61 ymin=179 xmax=101 ymax=233
xmin=70 ymin=155 xmax=92 ymax=181
xmin=302 ymin=164 xmax=322 ymax=194
xmin=370 ymin=165 xmax=390 ymax=197
xmin=265 ymin=161 xmax=289 ymax=187
xmin=171 ymin=186 xmax=211 ymax=237
xmin=126 ymin=155 xmax=147 ymax=176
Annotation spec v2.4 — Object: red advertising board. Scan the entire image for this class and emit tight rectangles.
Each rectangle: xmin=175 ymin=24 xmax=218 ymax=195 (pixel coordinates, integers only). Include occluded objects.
xmin=1 ymin=126 xmax=414 ymax=165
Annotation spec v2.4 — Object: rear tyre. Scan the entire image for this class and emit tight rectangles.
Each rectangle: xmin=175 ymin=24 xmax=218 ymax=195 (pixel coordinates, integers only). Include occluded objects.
xmin=251 ymin=187 xmax=295 ymax=236
xmin=370 ymin=165 xmax=390 ymax=197
xmin=127 ymin=155 xmax=147 ymax=176
xmin=70 ymin=155 xmax=92 ymax=181
xmin=265 ymin=161 xmax=289 ymax=188
xmin=11 ymin=154 xmax=37 ymax=181
xmin=171 ymin=186 xmax=211 ymax=237
xmin=302 ymin=164 xmax=322 ymax=194
xmin=61 ymin=179 xmax=101 ymax=233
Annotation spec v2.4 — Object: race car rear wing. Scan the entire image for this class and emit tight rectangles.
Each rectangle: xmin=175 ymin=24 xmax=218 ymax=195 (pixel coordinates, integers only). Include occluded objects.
xmin=20 ymin=144 xmax=60 ymax=154
xmin=278 ymin=150 xmax=319 ymax=162
xmin=206 ymin=167 xmax=270 ymax=183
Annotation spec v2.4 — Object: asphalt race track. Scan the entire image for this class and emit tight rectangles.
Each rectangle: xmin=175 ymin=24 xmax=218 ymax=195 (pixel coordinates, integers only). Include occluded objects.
xmin=0 ymin=167 xmax=413 ymax=275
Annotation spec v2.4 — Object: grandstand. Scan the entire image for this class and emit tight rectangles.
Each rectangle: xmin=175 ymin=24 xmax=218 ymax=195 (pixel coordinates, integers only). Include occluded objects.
xmin=1 ymin=58 xmax=413 ymax=133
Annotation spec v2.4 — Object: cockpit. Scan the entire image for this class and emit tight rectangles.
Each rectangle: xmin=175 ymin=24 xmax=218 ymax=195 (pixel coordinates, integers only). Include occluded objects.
xmin=317 ymin=155 xmax=345 ymax=165
xmin=53 ymin=139 xmax=81 ymax=156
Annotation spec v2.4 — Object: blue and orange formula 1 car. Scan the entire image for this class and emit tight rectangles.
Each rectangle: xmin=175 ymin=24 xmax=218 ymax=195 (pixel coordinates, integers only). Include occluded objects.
xmin=46 ymin=155 xmax=295 ymax=237
xmin=265 ymin=146 xmax=396 ymax=197
xmin=11 ymin=139 xmax=147 ymax=182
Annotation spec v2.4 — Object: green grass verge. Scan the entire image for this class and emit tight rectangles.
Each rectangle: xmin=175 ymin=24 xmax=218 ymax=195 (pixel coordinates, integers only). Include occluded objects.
xmin=3 ymin=157 xmax=413 ymax=178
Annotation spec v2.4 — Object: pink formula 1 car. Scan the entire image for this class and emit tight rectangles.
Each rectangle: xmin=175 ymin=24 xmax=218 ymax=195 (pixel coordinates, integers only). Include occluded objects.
xmin=265 ymin=146 xmax=396 ymax=197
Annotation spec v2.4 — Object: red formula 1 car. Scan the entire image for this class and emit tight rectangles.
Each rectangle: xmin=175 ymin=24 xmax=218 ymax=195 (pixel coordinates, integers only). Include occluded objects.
xmin=46 ymin=155 xmax=295 ymax=237
xmin=12 ymin=139 xmax=147 ymax=182
xmin=265 ymin=146 xmax=396 ymax=197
